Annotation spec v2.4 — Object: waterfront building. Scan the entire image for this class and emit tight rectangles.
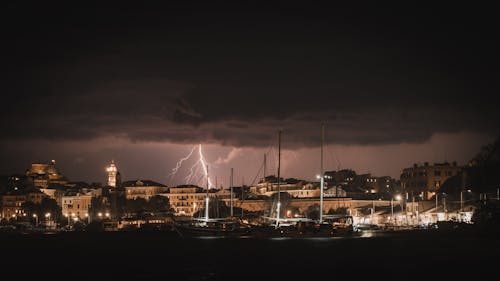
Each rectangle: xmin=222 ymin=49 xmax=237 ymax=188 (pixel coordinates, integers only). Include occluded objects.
xmin=61 ymin=192 xmax=92 ymax=220
xmin=123 ymin=180 xmax=168 ymax=200
xmin=161 ymin=186 xmax=221 ymax=216
xmin=0 ymin=190 xmax=47 ymax=219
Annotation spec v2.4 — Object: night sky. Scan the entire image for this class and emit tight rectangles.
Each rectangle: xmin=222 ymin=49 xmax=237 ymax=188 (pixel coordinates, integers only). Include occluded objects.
xmin=1 ymin=3 xmax=498 ymax=187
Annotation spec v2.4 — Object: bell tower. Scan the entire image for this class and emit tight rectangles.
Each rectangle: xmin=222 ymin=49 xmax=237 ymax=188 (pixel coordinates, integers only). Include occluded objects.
xmin=106 ymin=160 xmax=118 ymax=187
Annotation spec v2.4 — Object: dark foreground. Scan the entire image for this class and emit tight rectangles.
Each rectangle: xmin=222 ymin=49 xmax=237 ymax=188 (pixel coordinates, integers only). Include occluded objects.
xmin=0 ymin=229 xmax=498 ymax=281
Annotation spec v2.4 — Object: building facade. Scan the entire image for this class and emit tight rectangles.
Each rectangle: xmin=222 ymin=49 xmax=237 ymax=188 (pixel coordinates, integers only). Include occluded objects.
xmin=400 ymin=162 xmax=462 ymax=199
xmin=106 ymin=160 xmax=121 ymax=188
xmin=25 ymin=160 xmax=69 ymax=188
xmin=161 ymin=186 xmax=216 ymax=216
xmin=1 ymin=191 xmax=47 ymax=219
xmin=123 ymin=180 xmax=168 ymax=200
xmin=61 ymin=193 xmax=92 ymax=219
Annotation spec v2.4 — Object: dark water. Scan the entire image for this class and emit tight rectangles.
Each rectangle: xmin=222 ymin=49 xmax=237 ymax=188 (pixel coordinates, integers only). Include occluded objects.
xmin=1 ymin=230 xmax=498 ymax=281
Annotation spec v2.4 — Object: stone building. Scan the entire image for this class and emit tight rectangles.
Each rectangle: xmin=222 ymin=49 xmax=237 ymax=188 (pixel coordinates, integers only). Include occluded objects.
xmin=25 ymin=160 xmax=69 ymax=188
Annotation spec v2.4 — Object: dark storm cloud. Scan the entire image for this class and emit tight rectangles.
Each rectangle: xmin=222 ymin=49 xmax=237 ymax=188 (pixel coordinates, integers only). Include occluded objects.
xmin=1 ymin=3 xmax=499 ymax=147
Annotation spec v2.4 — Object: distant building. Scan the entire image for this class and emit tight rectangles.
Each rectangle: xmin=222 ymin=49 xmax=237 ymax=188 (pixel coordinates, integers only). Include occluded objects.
xmin=123 ymin=180 xmax=168 ymax=200
xmin=249 ymin=175 xmax=350 ymax=199
xmin=400 ymin=162 xmax=462 ymax=199
xmin=25 ymin=160 xmax=69 ymax=188
xmin=324 ymin=169 xmax=356 ymax=185
xmin=323 ymin=170 xmax=397 ymax=199
xmin=161 ymin=186 xmax=230 ymax=216
xmin=249 ymin=177 xmax=321 ymax=198
xmin=106 ymin=160 xmax=121 ymax=188
xmin=61 ymin=192 xmax=92 ymax=220
xmin=1 ymin=194 xmax=26 ymax=219
xmin=1 ymin=190 xmax=47 ymax=219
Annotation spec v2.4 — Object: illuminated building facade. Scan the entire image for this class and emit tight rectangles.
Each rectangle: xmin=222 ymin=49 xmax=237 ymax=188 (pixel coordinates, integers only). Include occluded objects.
xmin=62 ymin=193 xmax=92 ymax=220
xmin=123 ymin=180 xmax=168 ymax=200
xmin=161 ymin=186 xmax=229 ymax=216
xmin=25 ymin=160 xmax=68 ymax=188
xmin=106 ymin=160 xmax=121 ymax=188
xmin=1 ymin=191 xmax=47 ymax=219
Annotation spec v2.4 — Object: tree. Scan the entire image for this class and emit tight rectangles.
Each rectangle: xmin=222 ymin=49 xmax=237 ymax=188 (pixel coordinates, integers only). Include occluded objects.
xmin=89 ymin=197 xmax=108 ymax=220
xmin=121 ymin=198 xmax=150 ymax=217
xmin=327 ymin=207 xmax=348 ymax=215
xmin=147 ymin=195 xmax=171 ymax=213
xmin=40 ymin=198 xmax=62 ymax=221
xmin=23 ymin=201 xmax=40 ymax=217
xmin=467 ymin=134 xmax=500 ymax=193
xmin=306 ymin=204 xmax=320 ymax=220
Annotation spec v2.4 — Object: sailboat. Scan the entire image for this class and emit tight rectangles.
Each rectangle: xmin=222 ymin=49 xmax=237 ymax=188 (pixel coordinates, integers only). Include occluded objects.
xmin=249 ymin=130 xmax=321 ymax=237
xmin=174 ymin=165 xmax=251 ymax=237
xmin=317 ymin=123 xmax=355 ymax=235
xmin=250 ymin=127 xmax=354 ymax=238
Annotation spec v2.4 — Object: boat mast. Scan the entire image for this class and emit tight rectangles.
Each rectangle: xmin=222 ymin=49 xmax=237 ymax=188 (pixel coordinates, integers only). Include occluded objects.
xmin=263 ymin=153 xmax=267 ymax=184
xmin=205 ymin=164 xmax=209 ymax=221
xmin=230 ymin=167 xmax=234 ymax=217
xmin=320 ymin=122 xmax=325 ymax=224
xmin=275 ymin=130 xmax=282 ymax=228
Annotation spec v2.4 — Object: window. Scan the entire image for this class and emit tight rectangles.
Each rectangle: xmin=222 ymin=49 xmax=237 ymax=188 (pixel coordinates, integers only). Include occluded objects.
xmin=434 ymin=170 xmax=441 ymax=176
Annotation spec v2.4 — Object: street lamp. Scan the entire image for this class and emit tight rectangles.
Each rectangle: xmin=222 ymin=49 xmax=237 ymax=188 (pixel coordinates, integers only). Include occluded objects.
xmin=460 ymin=189 xmax=472 ymax=212
xmin=435 ymin=192 xmax=439 ymax=212
xmin=391 ymin=197 xmax=394 ymax=223
xmin=45 ymin=212 xmax=51 ymax=227
xmin=105 ymin=212 xmax=110 ymax=219
xmin=33 ymin=214 xmax=38 ymax=227
xmin=391 ymin=194 xmax=402 ymax=224
xmin=85 ymin=213 xmax=89 ymax=224
xmin=64 ymin=213 xmax=70 ymax=226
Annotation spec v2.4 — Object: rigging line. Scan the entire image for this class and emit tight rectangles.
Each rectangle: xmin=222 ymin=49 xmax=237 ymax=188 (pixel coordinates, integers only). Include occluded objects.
xmin=250 ymin=159 xmax=265 ymax=187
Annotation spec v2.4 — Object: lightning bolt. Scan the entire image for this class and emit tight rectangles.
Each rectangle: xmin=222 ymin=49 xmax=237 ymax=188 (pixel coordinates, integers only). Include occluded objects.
xmin=170 ymin=144 xmax=214 ymax=189
xmin=169 ymin=146 xmax=197 ymax=181
xmin=198 ymin=144 xmax=214 ymax=189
